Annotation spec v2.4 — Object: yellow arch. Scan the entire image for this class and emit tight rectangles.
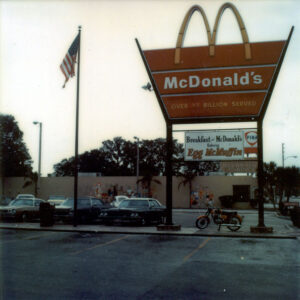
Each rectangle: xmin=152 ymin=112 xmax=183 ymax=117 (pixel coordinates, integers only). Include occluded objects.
xmin=210 ymin=2 xmax=251 ymax=59
xmin=175 ymin=5 xmax=212 ymax=64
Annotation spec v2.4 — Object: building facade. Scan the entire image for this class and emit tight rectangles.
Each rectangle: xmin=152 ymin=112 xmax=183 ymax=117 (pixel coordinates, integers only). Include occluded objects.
xmin=1 ymin=175 xmax=257 ymax=209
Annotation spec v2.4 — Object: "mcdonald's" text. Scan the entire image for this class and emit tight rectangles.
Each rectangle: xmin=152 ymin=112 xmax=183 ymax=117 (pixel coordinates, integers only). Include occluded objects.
xmin=164 ymin=72 xmax=262 ymax=90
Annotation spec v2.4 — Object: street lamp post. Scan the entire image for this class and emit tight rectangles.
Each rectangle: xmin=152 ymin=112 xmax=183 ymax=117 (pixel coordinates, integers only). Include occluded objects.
xmin=134 ymin=136 xmax=140 ymax=196
xmin=33 ymin=121 xmax=42 ymax=196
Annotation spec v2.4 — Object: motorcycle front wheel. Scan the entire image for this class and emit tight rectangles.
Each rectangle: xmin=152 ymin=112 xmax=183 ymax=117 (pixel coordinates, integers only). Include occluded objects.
xmin=196 ymin=216 xmax=209 ymax=229
xmin=227 ymin=216 xmax=241 ymax=231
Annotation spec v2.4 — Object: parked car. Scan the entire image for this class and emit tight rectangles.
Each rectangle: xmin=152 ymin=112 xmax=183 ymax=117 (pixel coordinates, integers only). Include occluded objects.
xmin=111 ymin=195 xmax=129 ymax=207
xmin=54 ymin=197 xmax=112 ymax=224
xmin=47 ymin=195 xmax=66 ymax=206
xmin=280 ymin=198 xmax=300 ymax=216
xmin=99 ymin=198 xmax=166 ymax=225
xmin=0 ymin=198 xmax=45 ymax=222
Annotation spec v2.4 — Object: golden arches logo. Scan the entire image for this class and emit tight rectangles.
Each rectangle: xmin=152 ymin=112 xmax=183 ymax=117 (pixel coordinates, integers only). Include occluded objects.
xmin=175 ymin=2 xmax=251 ymax=64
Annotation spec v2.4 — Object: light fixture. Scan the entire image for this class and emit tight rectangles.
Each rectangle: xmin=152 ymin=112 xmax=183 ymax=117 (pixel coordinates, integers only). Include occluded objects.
xmin=142 ymin=82 xmax=153 ymax=91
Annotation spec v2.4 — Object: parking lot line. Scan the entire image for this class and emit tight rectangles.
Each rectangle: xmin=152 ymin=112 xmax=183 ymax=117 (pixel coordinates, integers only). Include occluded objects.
xmin=70 ymin=234 xmax=130 ymax=255
xmin=0 ymin=232 xmax=56 ymax=244
xmin=22 ymin=232 xmax=56 ymax=240
xmin=183 ymin=237 xmax=211 ymax=262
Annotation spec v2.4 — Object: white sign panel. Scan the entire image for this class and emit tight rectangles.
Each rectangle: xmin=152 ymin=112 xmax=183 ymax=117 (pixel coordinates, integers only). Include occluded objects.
xmin=185 ymin=130 xmax=244 ymax=161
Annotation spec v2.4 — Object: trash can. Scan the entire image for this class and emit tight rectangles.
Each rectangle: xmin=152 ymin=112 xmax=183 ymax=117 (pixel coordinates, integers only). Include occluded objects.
xmin=290 ymin=207 xmax=300 ymax=228
xmin=40 ymin=202 xmax=54 ymax=227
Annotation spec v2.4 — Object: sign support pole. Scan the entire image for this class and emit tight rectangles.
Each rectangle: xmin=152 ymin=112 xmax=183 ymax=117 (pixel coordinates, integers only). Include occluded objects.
xmin=165 ymin=122 xmax=173 ymax=225
xmin=257 ymin=120 xmax=266 ymax=227
xmin=251 ymin=27 xmax=293 ymax=234
xmin=251 ymin=119 xmax=273 ymax=233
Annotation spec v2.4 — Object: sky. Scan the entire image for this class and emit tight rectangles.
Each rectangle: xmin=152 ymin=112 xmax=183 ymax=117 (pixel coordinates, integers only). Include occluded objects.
xmin=1 ymin=0 xmax=299 ymax=176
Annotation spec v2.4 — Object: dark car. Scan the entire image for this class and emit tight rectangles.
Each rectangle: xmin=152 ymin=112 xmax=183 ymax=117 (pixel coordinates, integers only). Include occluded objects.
xmin=99 ymin=198 xmax=166 ymax=225
xmin=0 ymin=198 xmax=45 ymax=222
xmin=54 ymin=197 xmax=112 ymax=224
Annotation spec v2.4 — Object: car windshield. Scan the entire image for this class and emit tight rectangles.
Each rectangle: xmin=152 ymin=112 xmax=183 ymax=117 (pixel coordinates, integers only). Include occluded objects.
xmin=119 ymin=200 xmax=149 ymax=208
xmin=10 ymin=199 xmax=34 ymax=207
xmin=49 ymin=195 xmax=65 ymax=200
xmin=60 ymin=199 xmax=73 ymax=207
xmin=59 ymin=198 xmax=91 ymax=208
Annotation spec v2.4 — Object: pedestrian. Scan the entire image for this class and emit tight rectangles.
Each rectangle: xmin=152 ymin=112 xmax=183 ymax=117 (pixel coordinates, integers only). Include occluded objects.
xmin=206 ymin=194 xmax=214 ymax=208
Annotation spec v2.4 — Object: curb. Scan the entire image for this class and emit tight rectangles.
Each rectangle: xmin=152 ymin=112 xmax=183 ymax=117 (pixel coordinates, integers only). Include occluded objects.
xmin=0 ymin=224 xmax=298 ymax=240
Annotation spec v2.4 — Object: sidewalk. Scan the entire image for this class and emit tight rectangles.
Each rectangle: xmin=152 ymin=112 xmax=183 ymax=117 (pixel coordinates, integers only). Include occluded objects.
xmin=0 ymin=210 xmax=299 ymax=239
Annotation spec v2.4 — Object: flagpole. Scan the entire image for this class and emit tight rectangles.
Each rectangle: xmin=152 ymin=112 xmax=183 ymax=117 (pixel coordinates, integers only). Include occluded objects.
xmin=74 ymin=25 xmax=81 ymax=227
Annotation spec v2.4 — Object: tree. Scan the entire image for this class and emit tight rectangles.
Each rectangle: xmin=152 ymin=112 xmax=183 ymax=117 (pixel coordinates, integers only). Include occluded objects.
xmin=53 ymin=137 xmax=136 ymax=177
xmin=197 ymin=161 xmax=220 ymax=175
xmin=177 ymin=161 xmax=220 ymax=208
xmin=137 ymin=138 xmax=184 ymax=176
xmin=263 ymin=162 xmax=300 ymax=213
xmin=53 ymin=158 xmax=75 ymax=176
xmin=53 ymin=137 xmax=185 ymax=177
xmin=0 ymin=114 xmax=32 ymax=177
xmin=22 ymin=172 xmax=38 ymax=196
xmin=177 ymin=162 xmax=199 ymax=208
xmin=101 ymin=137 xmax=135 ymax=175
xmin=276 ymin=166 xmax=300 ymax=202
xmin=79 ymin=149 xmax=113 ymax=175
xmin=53 ymin=150 xmax=111 ymax=176
xmin=137 ymin=175 xmax=161 ymax=197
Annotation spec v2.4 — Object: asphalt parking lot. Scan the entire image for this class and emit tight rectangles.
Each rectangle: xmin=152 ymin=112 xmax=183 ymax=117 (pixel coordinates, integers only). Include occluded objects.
xmin=0 ymin=229 xmax=299 ymax=300
xmin=0 ymin=209 xmax=299 ymax=299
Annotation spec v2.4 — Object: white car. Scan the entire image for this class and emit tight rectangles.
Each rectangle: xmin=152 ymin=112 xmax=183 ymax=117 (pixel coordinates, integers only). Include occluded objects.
xmin=111 ymin=195 xmax=129 ymax=207
xmin=47 ymin=195 xmax=66 ymax=206
xmin=15 ymin=194 xmax=35 ymax=200
xmin=0 ymin=198 xmax=45 ymax=222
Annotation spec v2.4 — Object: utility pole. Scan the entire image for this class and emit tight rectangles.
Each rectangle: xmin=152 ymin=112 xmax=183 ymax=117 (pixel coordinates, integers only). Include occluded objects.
xmin=282 ymin=143 xmax=297 ymax=167
xmin=282 ymin=143 xmax=285 ymax=167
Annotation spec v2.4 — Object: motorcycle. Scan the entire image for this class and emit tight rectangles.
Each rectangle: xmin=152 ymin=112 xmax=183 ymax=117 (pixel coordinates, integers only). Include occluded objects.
xmin=195 ymin=208 xmax=243 ymax=231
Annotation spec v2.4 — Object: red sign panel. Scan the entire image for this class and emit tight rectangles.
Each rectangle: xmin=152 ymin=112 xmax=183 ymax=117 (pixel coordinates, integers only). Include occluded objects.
xmin=139 ymin=3 xmax=289 ymax=122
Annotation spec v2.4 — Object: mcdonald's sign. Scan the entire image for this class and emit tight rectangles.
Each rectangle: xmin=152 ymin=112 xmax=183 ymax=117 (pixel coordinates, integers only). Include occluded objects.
xmin=136 ymin=3 xmax=293 ymax=123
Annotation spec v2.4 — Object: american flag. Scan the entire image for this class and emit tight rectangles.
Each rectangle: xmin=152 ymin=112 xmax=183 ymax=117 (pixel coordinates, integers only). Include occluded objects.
xmin=60 ymin=33 xmax=80 ymax=88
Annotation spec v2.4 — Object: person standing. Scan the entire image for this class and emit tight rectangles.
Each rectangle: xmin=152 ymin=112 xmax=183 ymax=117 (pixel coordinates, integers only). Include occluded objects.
xmin=206 ymin=194 xmax=214 ymax=208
